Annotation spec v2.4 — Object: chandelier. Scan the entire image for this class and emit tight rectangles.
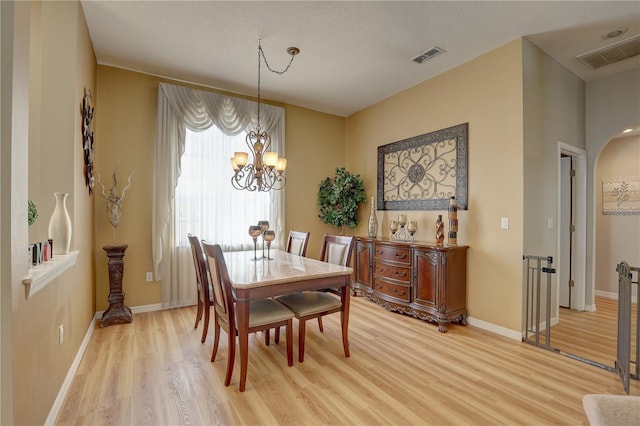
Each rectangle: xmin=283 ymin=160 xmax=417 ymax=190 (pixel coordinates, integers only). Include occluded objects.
xmin=231 ymin=40 xmax=300 ymax=192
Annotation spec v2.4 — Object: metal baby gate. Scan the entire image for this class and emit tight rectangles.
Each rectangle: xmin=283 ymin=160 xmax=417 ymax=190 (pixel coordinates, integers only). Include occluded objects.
xmin=615 ymin=261 xmax=639 ymax=394
xmin=524 ymin=255 xmax=639 ymax=393
xmin=523 ymin=255 xmax=556 ymax=350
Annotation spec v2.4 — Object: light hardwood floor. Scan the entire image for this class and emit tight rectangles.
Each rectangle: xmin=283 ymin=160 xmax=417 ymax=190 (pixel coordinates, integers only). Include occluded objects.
xmin=549 ymin=296 xmax=638 ymax=368
xmin=56 ymin=296 xmax=639 ymax=425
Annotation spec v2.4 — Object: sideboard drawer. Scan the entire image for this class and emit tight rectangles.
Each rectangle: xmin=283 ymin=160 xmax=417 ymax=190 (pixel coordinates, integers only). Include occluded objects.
xmin=374 ymin=245 xmax=410 ymax=264
xmin=374 ymin=262 xmax=411 ymax=283
xmin=373 ymin=278 xmax=411 ymax=302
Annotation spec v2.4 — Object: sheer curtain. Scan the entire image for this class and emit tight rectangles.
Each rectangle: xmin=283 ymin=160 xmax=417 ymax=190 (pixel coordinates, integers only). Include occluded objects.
xmin=153 ymin=82 xmax=285 ymax=308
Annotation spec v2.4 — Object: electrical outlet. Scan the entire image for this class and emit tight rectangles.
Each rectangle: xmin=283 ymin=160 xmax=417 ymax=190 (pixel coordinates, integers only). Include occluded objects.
xmin=146 ymin=272 xmax=153 ymax=282
xmin=500 ymin=217 xmax=509 ymax=230
xmin=59 ymin=324 xmax=64 ymax=345
xmin=547 ymin=218 xmax=554 ymax=229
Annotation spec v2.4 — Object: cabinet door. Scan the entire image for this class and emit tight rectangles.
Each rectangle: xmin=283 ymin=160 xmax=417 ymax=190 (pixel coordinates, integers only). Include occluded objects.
xmin=354 ymin=239 xmax=373 ymax=288
xmin=413 ymin=249 xmax=441 ymax=309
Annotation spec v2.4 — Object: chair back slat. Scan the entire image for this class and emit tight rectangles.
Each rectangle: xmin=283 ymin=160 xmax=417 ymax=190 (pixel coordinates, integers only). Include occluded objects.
xmin=286 ymin=230 xmax=310 ymax=257
xmin=202 ymin=242 xmax=234 ymax=330
xmin=319 ymin=234 xmax=354 ymax=267
xmin=188 ymin=234 xmax=210 ymax=304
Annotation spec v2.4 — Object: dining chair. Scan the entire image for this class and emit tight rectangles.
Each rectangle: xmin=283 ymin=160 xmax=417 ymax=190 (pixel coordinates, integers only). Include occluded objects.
xmin=201 ymin=241 xmax=294 ymax=388
xmin=188 ymin=233 xmax=213 ymax=343
xmin=276 ymin=234 xmax=354 ymax=362
xmin=266 ymin=230 xmax=311 ymax=346
xmin=286 ymin=230 xmax=310 ymax=257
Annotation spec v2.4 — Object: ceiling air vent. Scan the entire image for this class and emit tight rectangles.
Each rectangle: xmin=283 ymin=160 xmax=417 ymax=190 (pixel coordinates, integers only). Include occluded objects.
xmin=411 ymin=46 xmax=446 ymax=64
xmin=577 ymin=34 xmax=640 ymax=69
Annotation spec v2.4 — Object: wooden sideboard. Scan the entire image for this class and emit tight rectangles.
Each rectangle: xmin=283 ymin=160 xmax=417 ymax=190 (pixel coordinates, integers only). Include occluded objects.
xmin=353 ymin=237 xmax=468 ymax=332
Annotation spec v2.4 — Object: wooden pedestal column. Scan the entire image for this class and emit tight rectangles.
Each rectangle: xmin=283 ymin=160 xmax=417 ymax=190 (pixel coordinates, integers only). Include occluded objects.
xmin=101 ymin=244 xmax=133 ymax=327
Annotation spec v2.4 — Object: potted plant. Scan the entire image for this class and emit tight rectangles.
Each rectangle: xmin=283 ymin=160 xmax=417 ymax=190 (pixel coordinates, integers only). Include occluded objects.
xmin=28 ymin=199 xmax=38 ymax=226
xmin=317 ymin=167 xmax=366 ymax=235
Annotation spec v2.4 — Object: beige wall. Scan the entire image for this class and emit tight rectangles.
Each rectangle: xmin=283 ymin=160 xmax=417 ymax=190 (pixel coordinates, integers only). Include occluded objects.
xmin=522 ymin=39 xmax=585 ymax=256
xmin=94 ymin=67 xmax=347 ymax=309
xmin=586 ymin=68 xmax=640 ymax=306
xmin=283 ymin=104 xmax=348 ymax=259
xmin=521 ymin=39 xmax=586 ymax=319
xmin=595 ymin=135 xmax=640 ymax=296
xmin=346 ymin=39 xmax=525 ymax=331
xmin=94 ymin=66 xmax=161 ymax=310
xmin=12 ymin=2 xmax=97 ymax=425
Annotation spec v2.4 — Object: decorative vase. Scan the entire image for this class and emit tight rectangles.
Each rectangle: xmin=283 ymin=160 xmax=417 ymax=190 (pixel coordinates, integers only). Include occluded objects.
xmin=448 ymin=196 xmax=458 ymax=246
xmin=368 ymin=197 xmax=378 ymax=238
xmin=48 ymin=192 xmax=72 ymax=254
xmin=435 ymin=214 xmax=444 ymax=244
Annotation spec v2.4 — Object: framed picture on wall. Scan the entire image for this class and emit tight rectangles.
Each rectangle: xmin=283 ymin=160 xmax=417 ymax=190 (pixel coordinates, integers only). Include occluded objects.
xmin=377 ymin=123 xmax=468 ymax=211
xmin=602 ymin=176 xmax=640 ymax=215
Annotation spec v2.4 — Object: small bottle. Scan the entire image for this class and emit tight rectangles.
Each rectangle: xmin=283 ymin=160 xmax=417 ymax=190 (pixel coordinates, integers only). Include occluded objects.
xmin=435 ymin=215 xmax=444 ymax=244
xmin=448 ymin=196 xmax=458 ymax=246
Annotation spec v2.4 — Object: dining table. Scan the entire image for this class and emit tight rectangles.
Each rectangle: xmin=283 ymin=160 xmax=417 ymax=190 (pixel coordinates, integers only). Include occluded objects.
xmin=223 ymin=249 xmax=353 ymax=391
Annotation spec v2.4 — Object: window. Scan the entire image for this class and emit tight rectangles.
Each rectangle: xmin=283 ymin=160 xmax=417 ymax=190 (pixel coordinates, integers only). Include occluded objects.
xmin=174 ymin=126 xmax=276 ymax=251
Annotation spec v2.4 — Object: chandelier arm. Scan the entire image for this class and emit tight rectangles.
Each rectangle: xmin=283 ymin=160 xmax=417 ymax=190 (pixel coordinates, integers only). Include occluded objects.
xmin=245 ymin=131 xmax=258 ymax=153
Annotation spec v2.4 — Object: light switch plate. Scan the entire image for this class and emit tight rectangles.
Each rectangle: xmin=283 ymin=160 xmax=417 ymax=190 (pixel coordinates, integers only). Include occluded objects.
xmin=501 ymin=217 xmax=509 ymax=230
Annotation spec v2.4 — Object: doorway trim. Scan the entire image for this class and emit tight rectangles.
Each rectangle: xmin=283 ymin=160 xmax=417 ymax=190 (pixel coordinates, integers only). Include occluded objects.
xmin=557 ymin=142 xmax=587 ymax=311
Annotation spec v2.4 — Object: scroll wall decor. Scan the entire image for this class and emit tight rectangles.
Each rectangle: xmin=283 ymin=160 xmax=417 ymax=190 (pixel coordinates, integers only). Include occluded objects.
xmin=602 ymin=176 xmax=640 ymax=215
xmin=377 ymin=123 xmax=468 ymax=210
xmin=81 ymin=88 xmax=95 ymax=195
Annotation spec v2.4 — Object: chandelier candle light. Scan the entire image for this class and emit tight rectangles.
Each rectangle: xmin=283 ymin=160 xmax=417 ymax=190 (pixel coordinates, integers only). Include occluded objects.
xmin=231 ymin=40 xmax=300 ymax=192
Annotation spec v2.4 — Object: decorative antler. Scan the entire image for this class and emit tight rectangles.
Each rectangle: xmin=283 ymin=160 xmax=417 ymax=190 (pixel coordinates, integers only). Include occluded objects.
xmin=97 ymin=169 xmax=135 ymax=243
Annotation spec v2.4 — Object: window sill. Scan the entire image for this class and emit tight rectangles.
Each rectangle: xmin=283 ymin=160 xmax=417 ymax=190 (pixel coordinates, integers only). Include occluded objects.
xmin=22 ymin=251 xmax=79 ymax=300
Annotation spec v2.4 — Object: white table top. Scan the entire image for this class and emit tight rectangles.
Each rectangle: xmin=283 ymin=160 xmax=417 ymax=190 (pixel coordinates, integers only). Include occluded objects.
xmin=223 ymin=250 xmax=353 ymax=289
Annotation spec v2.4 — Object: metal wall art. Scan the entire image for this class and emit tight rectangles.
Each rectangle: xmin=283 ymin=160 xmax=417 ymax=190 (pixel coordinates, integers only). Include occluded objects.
xmin=377 ymin=123 xmax=468 ymax=211
xmin=602 ymin=176 xmax=640 ymax=215
xmin=81 ymin=88 xmax=95 ymax=195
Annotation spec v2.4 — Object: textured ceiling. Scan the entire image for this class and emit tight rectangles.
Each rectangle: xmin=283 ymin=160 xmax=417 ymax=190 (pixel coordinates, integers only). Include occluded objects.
xmin=81 ymin=1 xmax=640 ymax=117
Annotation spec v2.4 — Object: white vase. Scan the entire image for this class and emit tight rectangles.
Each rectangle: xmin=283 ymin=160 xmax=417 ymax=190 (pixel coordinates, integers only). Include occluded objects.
xmin=48 ymin=192 xmax=72 ymax=254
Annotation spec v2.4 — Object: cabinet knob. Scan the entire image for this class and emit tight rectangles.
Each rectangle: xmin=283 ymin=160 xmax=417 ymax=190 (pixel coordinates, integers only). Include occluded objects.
xmin=395 ymin=271 xmax=407 ymax=277
xmin=393 ymin=288 xmax=406 ymax=296
xmin=395 ymin=252 xmax=406 ymax=259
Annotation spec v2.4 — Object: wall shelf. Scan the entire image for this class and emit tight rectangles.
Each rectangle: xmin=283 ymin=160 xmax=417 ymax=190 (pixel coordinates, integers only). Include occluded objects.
xmin=22 ymin=251 xmax=79 ymax=300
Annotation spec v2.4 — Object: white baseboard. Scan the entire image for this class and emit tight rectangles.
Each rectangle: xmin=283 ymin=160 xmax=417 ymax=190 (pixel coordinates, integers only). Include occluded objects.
xmin=44 ymin=312 xmax=100 ymax=426
xmin=595 ymin=289 xmax=638 ymax=304
xmin=466 ymin=316 xmax=523 ymax=341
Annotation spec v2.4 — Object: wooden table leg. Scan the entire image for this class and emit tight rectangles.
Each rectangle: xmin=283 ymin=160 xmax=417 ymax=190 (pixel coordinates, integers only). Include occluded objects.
xmin=340 ymin=283 xmax=350 ymax=357
xmin=236 ymin=298 xmax=250 ymax=392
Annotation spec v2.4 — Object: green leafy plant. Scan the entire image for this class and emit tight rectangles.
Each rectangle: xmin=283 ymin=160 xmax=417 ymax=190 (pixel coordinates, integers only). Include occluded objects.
xmin=318 ymin=167 xmax=366 ymax=233
xmin=28 ymin=199 xmax=38 ymax=226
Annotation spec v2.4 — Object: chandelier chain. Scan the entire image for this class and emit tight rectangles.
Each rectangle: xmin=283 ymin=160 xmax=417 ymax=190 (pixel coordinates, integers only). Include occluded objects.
xmin=258 ymin=41 xmax=298 ymax=75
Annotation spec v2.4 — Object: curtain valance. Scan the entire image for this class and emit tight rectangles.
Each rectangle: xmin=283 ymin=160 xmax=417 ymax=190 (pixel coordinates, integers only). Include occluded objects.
xmin=158 ymin=82 xmax=283 ymax=135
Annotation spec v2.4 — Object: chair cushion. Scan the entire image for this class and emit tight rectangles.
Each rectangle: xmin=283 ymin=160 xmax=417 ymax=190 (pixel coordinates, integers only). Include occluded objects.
xmin=582 ymin=394 xmax=640 ymax=426
xmin=276 ymin=291 xmax=342 ymax=317
xmin=248 ymin=299 xmax=295 ymax=328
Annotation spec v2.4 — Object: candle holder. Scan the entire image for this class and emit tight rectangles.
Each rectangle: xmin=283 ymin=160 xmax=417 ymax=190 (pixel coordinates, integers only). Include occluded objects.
xmin=389 ymin=220 xmax=398 ymax=238
xmin=248 ymin=225 xmax=262 ymax=260
xmin=390 ymin=215 xmax=416 ymax=241
xmin=264 ymin=230 xmax=276 ymax=260
xmin=258 ymin=220 xmax=269 ymax=258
